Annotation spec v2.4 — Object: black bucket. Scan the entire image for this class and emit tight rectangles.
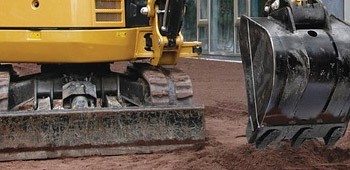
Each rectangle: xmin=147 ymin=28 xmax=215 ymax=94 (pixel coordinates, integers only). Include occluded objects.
xmin=239 ymin=2 xmax=350 ymax=149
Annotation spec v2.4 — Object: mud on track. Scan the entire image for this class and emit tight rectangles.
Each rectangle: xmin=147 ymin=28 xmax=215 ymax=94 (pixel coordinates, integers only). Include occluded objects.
xmin=1 ymin=59 xmax=350 ymax=170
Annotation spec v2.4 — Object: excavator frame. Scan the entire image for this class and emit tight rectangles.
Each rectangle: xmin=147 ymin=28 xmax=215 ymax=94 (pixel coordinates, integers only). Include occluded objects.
xmin=0 ymin=0 xmax=205 ymax=161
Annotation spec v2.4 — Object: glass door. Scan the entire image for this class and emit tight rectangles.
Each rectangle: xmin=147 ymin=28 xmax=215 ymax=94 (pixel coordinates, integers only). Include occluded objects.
xmin=184 ymin=0 xmax=250 ymax=57
xmin=209 ymin=0 xmax=248 ymax=56
xmin=197 ymin=0 xmax=209 ymax=53
xmin=183 ymin=0 xmax=197 ymax=41
xmin=209 ymin=0 xmax=234 ymax=55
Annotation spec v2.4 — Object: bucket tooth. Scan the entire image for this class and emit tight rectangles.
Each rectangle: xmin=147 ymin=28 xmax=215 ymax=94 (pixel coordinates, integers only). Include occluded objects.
xmin=324 ymin=127 xmax=346 ymax=146
xmin=256 ymin=130 xmax=281 ymax=150
xmin=291 ymin=128 xmax=312 ymax=148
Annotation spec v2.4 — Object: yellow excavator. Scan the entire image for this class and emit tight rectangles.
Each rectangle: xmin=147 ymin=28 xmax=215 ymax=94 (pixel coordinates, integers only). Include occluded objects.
xmin=0 ymin=0 xmax=204 ymax=161
xmin=240 ymin=0 xmax=350 ymax=149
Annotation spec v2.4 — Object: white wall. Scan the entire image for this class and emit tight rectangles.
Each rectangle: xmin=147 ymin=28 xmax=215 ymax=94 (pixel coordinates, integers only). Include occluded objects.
xmin=345 ymin=0 xmax=350 ymax=23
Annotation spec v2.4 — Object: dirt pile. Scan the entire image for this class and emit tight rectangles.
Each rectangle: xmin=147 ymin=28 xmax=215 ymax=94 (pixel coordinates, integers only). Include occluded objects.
xmin=172 ymin=140 xmax=350 ymax=170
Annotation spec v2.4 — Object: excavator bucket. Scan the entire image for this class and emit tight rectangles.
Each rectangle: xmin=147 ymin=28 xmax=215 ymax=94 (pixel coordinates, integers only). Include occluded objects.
xmin=239 ymin=0 xmax=350 ymax=149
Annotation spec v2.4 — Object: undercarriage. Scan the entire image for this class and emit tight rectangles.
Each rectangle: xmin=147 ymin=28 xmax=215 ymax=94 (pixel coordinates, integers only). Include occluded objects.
xmin=0 ymin=63 xmax=205 ymax=161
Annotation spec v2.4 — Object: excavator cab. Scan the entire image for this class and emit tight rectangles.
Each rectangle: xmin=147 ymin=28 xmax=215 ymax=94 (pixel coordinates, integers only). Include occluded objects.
xmin=239 ymin=0 xmax=350 ymax=149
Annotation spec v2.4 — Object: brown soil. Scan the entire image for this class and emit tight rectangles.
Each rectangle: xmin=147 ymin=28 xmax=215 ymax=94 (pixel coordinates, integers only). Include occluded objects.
xmin=1 ymin=59 xmax=350 ymax=170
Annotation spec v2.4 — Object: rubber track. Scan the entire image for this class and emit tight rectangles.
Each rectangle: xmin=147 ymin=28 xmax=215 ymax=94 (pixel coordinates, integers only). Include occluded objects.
xmin=165 ymin=67 xmax=193 ymax=105
xmin=142 ymin=68 xmax=170 ymax=105
xmin=132 ymin=64 xmax=194 ymax=106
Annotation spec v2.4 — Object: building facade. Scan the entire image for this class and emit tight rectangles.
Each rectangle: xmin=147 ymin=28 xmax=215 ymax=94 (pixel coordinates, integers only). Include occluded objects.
xmin=183 ymin=0 xmax=349 ymax=57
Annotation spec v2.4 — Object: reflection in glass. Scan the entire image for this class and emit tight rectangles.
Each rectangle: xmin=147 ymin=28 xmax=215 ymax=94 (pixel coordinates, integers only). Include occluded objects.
xmin=235 ymin=26 xmax=241 ymax=54
xmin=200 ymin=0 xmax=208 ymax=19
xmin=210 ymin=0 xmax=234 ymax=54
xmin=236 ymin=0 xmax=247 ymax=54
xmin=199 ymin=26 xmax=208 ymax=52
xmin=238 ymin=0 xmax=246 ymax=17
xmin=251 ymin=0 xmax=266 ymax=17
xmin=183 ymin=0 xmax=197 ymax=41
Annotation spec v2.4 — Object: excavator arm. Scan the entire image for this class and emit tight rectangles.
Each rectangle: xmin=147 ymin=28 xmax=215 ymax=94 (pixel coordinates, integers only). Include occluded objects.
xmin=240 ymin=0 xmax=350 ymax=149
xmin=141 ymin=0 xmax=201 ymax=66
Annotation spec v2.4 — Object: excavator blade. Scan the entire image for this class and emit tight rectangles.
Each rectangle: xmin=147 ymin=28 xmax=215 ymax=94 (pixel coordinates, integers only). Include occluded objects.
xmin=0 ymin=62 xmax=205 ymax=162
xmin=239 ymin=2 xmax=350 ymax=149
xmin=0 ymin=105 xmax=204 ymax=161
